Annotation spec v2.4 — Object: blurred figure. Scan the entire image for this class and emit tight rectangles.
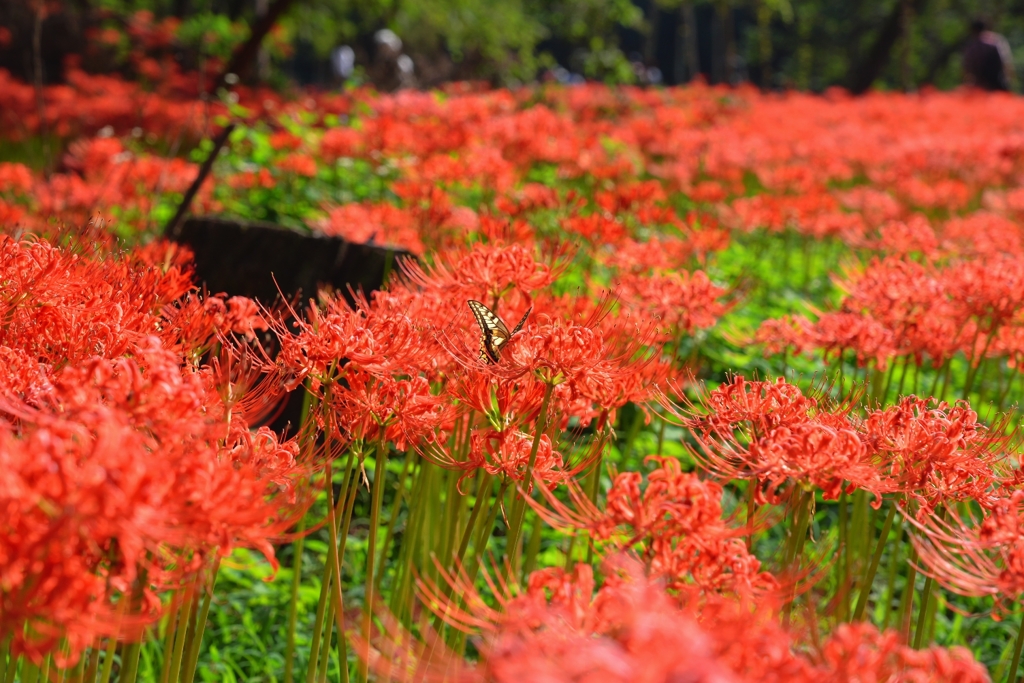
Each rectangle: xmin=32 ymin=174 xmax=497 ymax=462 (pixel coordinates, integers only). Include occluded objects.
xmin=369 ymin=29 xmax=416 ymax=91
xmin=963 ymin=19 xmax=1015 ymax=91
xmin=331 ymin=45 xmax=355 ymax=87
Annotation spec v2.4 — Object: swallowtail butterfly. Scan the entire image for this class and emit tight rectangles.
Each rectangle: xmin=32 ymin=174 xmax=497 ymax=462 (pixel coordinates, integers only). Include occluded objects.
xmin=467 ymin=300 xmax=531 ymax=364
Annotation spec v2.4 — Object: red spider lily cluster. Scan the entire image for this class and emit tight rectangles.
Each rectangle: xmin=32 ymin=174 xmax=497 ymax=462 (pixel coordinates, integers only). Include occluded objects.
xmin=0 ymin=236 xmax=312 ymax=665
xmin=758 ymin=253 xmax=1024 ymax=372
xmin=665 ymin=376 xmax=1006 ymax=509
xmin=368 ymin=556 xmax=987 ymax=683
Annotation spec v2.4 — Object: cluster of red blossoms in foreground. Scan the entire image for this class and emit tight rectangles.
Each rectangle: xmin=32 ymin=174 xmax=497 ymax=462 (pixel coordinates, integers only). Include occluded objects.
xmin=0 ymin=235 xmax=312 ymax=664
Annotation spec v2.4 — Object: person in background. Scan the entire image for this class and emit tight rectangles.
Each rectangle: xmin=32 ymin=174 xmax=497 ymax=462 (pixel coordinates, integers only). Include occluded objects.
xmin=963 ymin=19 xmax=1016 ymax=92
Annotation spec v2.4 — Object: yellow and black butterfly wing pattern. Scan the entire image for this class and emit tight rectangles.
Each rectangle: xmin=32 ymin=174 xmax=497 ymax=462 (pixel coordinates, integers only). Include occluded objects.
xmin=468 ymin=300 xmax=530 ymax=364
xmin=510 ymin=307 xmax=532 ymax=336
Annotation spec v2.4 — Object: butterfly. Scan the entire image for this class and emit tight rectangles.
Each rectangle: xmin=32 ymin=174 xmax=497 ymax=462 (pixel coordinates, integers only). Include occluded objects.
xmin=468 ymin=300 xmax=532 ymax=364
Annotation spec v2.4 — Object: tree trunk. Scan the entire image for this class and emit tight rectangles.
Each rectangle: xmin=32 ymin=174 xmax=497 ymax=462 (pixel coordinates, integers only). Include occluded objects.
xmin=847 ymin=0 xmax=927 ymax=94
xmin=758 ymin=0 xmax=772 ymax=88
xmin=683 ymin=2 xmax=699 ymax=82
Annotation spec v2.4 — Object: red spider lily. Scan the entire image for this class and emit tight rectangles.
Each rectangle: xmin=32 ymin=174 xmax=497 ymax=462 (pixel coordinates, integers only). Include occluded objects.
xmin=400 ymin=241 xmax=571 ymax=308
xmin=909 ymin=491 xmax=1024 ymax=608
xmin=0 ymin=338 xmax=313 ymax=665
xmin=617 ymin=269 xmax=731 ymax=341
xmin=839 ymin=256 xmax=957 ymax=365
xmin=371 ymin=552 xmax=987 ymax=682
xmin=875 ymin=216 xmax=938 ymax=258
xmin=0 ymin=236 xmax=193 ymax=367
xmin=940 ymin=212 xmax=1024 ymax=259
xmin=404 ymin=557 xmax=759 ymax=683
xmin=862 ymin=396 xmax=1009 ymax=509
xmin=274 ymin=289 xmax=437 ymax=391
xmin=443 ymin=368 xmax=550 ymax=431
xmin=328 ymin=370 xmax=450 ymax=451
xmin=756 ymin=311 xmax=895 ymax=371
xmin=663 ymin=377 xmax=885 ymax=503
xmin=817 ymin=622 xmax=989 ymax=683
xmin=457 ymin=428 xmax=568 ymax=485
xmin=531 ymin=456 xmax=776 ymax=598
xmin=944 ymin=255 xmax=1024 ymax=336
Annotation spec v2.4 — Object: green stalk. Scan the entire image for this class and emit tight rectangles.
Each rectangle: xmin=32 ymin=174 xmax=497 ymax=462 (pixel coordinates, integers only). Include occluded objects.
xmin=838 ymin=490 xmax=849 ymax=622
xmin=505 ymin=383 xmax=555 ymax=571
xmin=304 ymin=560 xmax=333 ymax=683
xmin=963 ymin=327 xmax=995 ymax=398
xmin=467 ymin=479 xmax=511 ymax=581
xmin=523 ymin=512 xmax=544 ymax=577
xmin=68 ymin=652 xmax=85 ymax=683
xmin=359 ymin=436 xmax=390 ymax=683
xmin=21 ymin=658 xmax=39 ymax=683
xmin=84 ymin=643 xmax=101 ymax=683
xmin=453 ymin=473 xmax=494 ymax=571
xmin=894 ymin=358 xmax=910 ymax=400
xmin=376 ymin=449 xmax=416 ymax=591
xmin=164 ymin=579 xmax=197 ymax=683
xmin=317 ymin=585 xmax=338 ymax=683
xmin=119 ymin=641 xmax=143 ymax=683
xmin=783 ymin=490 xmax=813 ymax=626
xmin=0 ymin=636 xmax=9 ymax=683
xmin=181 ymin=557 xmax=221 ymax=683
xmin=1006 ymin=607 xmax=1024 ymax=683
xmin=853 ymin=503 xmax=897 ymax=621
xmin=584 ymin=430 xmax=609 ymax=566
xmin=326 ymin=461 xmax=352 ymax=683
xmin=97 ymin=636 xmax=118 ymax=683
xmin=158 ymin=598 xmax=179 ymax=683
xmin=1 ymin=652 xmax=15 ymax=683
xmin=746 ymin=481 xmax=757 ymax=553
xmin=897 ymin=547 xmax=919 ymax=642
xmin=284 ymin=521 xmax=307 ymax=683
xmin=912 ymin=508 xmax=946 ymax=648
xmin=880 ymin=360 xmax=898 ymax=404
xmin=880 ymin=517 xmax=904 ymax=627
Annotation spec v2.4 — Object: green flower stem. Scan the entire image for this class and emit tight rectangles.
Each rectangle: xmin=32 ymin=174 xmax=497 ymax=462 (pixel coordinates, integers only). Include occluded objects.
xmin=164 ymin=578 xmax=197 ymax=683
xmin=0 ymin=636 xmax=10 ymax=683
xmin=119 ymin=641 xmax=143 ymax=683
xmin=881 ymin=516 xmax=903 ymax=627
xmin=317 ymin=586 xmax=337 ymax=683
xmin=837 ymin=491 xmax=849 ymax=622
xmin=284 ymin=520 xmax=307 ymax=683
xmin=326 ymin=460 xmax=352 ymax=683
xmin=853 ymin=502 xmax=897 ymax=621
xmin=304 ymin=560 xmax=333 ymax=683
xmin=21 ymin=658 xmax=38 ymax=683
xmin=897 ymin=546 xmax=919 ymax=642
xmin=505 ymin=382 xmax=555 ymax=572
xmin=523 ymin=511 xmax=545 ymax=577
xmin=97 ymin=635 xmax=118 ymax=683
xmin=1006 ymin=607 xmax=1024 ymax=683
xmin=83 ymin=642 xmax=101 ymax=683
xmin=359 ymin=435 xmax=390 ymax=683
xmin=181 ymin=557 xmax=221 ymax=683
xmin=158 ymin=596 xmax=180 ymax=683
xmin=375 ymin=448 xmax=416 ymax=592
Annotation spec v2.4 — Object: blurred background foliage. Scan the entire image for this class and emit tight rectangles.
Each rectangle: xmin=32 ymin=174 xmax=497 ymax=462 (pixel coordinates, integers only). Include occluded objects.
xmin=1 ymin=0 xmax=1023 ymax=91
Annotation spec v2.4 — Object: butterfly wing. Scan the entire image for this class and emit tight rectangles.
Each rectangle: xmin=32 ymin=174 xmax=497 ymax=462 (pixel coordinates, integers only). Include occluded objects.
xmin=510 ymin=306 xmax=532 ymax=335
xmin=468 ymin=300 xmax=511 ymax=364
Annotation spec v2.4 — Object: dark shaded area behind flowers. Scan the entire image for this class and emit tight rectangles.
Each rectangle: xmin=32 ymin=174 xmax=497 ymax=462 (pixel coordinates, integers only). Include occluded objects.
xmin=5 ymin=66 xmax=1024 ymax=683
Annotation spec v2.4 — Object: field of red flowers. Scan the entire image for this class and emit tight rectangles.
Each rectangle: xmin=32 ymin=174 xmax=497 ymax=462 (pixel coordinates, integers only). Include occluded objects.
xmin=3 ymin=65 xmax=1024 ymax=682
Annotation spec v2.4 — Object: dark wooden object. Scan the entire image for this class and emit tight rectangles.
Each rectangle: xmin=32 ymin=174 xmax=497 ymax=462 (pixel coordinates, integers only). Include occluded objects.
xmin=172 ymin=215 xmax=408 ymax=305
xmin=171 ymin=215 xmax=411 ymax=435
